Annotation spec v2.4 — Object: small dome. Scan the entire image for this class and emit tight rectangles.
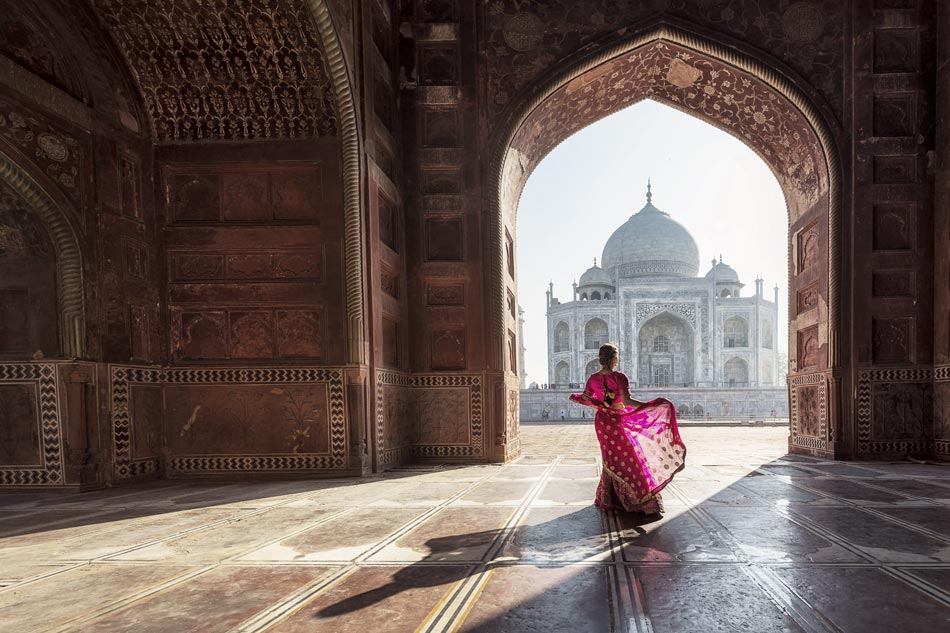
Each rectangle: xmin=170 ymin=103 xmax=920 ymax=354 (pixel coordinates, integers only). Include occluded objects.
xmin=601 ymin=183 xmax=700 ymax=279
xmin=578 ymin=259 xmax=612 ymax=287
xmin=705 ymin=257 xmax=740 ymax=283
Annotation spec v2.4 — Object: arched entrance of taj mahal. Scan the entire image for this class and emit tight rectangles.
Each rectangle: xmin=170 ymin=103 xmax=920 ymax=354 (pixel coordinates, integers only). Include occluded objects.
xmin=489 ymin=21 xmax=846 ymax=460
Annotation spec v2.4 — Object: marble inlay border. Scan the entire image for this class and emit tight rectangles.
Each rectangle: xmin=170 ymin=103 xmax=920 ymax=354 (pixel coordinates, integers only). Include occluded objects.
xmin=111 ymin=365 xmax=348 ymax=480
xmin=856 ymin=367 xmax=933 ymax=456
xmin=0 ymin=363 xmax=64 ymax=485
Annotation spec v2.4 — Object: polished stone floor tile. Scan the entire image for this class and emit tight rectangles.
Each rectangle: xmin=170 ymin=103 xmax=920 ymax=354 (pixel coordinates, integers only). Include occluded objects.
xmin=79 ymin=566 xmax=333 ymax=633
xmin=704 ymin=506 xmax=864 ymax=562
xmin=499 ymin=506 xmax=612 ymax=563
xmin=109 ymin=507 xmax=336 ymax=563
xmin=0 ymin=564 xmax=194 ymax=633
xmin=617 ymin=507 xmax=737 ymax=562
xmin=790 ymin=506 xmax=950 ymax=562
xmin=269 ymin=565 xmax=467 ymax=632
xmin=900 ymin=567 xmax=950 ymax=592
xmin=453 ymin=480 xmax=535 ymax=506
xmin=533 ymin=478 xmax=599 ymax=505
xmin=237 ymin=507 xmax=424 ymax=562
xmin=772 ymin=567 xmax=950 ymax=632
xmin=457 ymin=565 xmax=613 ymax=632
xmin=790 ymin=477 xmax=910 ymax=504
xmin=368 ymin=506 xmax=512 ymax=562
xmin=638 ymin=566 xmax=804 ymax=632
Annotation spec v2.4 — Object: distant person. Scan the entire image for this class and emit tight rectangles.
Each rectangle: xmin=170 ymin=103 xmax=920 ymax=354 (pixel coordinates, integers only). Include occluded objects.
xmin=569 ymin=343 xmax=686 ymax=516
xmin=559 ymin=408 xmax=566 ymax=421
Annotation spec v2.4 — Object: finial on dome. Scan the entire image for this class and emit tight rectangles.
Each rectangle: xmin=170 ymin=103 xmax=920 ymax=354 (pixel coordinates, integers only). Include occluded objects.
xmin=646 ymin=179 xmax=652 ymax=204
xmin=719 ymin=254 xmax=723 ymax=264
xmin=593 ymin=257 xmax=597 ymax=267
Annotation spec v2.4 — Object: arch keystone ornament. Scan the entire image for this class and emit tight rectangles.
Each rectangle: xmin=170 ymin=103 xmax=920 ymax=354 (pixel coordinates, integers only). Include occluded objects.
xmin=489 ymin=20 xmax=843 ymax=458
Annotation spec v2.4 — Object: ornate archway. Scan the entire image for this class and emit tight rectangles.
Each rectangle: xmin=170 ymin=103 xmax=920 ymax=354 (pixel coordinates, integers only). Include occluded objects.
xmin=0 ymin=148 xmax=84 ymax=358
xmin=490 ymin=20 xmax=842 ymax=457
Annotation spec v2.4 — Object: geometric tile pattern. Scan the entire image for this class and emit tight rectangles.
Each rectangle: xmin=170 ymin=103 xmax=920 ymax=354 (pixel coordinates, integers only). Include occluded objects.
xmin=0 ymin=362 xmax=64 ymax=486
xmin=2 ymin=426 xmax=949 ymax=631
xmin=111 ymin=365 xmax=348 ymax=482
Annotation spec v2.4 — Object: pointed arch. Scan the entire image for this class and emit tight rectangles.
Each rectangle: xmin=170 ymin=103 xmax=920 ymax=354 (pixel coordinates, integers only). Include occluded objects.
xmin=488 ymin=18 xmax=844 ymax=456
xmin=304 ymin=0 xmax=365 ymax=364
xmin=0 ymin=149 xmax=84 ymax=357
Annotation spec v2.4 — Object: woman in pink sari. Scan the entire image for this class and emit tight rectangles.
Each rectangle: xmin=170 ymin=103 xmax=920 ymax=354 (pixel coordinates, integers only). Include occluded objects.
xmin=570 ymin=344 xmax=686 ymax=514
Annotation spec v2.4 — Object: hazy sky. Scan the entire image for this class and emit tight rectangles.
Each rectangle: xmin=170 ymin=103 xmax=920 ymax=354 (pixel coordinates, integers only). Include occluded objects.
xmin=516 ymin=100 xmax=788 ymax=386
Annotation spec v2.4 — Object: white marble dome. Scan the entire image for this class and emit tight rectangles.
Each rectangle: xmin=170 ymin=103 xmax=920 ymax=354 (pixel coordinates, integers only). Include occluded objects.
xmin=601 ymin=187 xmax=700 ymax=279
xmin=578 ymin=260 xmax=612 ymax=286
xmin=705 ymin=259 xmax=740 ymax=282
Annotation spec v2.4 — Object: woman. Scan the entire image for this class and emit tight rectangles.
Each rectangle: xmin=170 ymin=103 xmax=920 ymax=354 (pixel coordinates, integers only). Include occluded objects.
xmin=570 ymin=343 xmax=686 ymax=514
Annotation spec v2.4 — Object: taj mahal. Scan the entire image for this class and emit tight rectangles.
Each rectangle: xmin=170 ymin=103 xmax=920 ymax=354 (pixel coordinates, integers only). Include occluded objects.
xmin=521 ymin=183 xmax=789 ymax=420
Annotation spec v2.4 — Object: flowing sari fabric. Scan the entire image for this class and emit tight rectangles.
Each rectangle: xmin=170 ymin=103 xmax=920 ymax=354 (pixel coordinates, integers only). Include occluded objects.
xmin=570 ymin=371 xmax=686 ymax=514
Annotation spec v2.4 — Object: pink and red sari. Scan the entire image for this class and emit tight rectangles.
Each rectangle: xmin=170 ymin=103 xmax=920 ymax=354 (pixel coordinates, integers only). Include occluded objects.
xmin=570 ymin=371 xmax=686 ymax=514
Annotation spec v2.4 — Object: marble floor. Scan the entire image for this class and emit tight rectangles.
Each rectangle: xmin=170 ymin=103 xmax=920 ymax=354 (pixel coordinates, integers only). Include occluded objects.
xmin=2 ymin=425 xmax=949 ymax=632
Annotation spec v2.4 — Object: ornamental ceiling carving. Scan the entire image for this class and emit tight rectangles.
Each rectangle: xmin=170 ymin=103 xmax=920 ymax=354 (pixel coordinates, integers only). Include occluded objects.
xmin=92 ymin=0 xmax=338 ymax=142
xmin=485 ymin=0 xmax=844 ymax=119
xmin=508 ymin=41 xmax=828 ymax=211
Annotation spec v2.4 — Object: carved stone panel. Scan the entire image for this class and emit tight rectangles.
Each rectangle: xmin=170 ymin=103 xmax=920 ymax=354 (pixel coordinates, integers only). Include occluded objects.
xmin=166 ymin=166 xmax=323 ymax=224
xmin=229 ymin=312 xmax=275 ymax=359
xmin=165 ymin=384 xmax=331 ymax=456
xmin=425 ymin=217 xmax=463 ymax=261
xmin=423 ymin=110 xmax=460 ymax=147
xmin=422 ymin=169 xmax=462 ymax=195
xmin=380 ymin=268 xmax=399 ymax=299
xmin=872 ymin=317 xmax=912 ymax=362
xmin=872 ymin=204 xmax=913 ymax=250
xmin=797 ymin=283 xmax=819 ymax=314
xmin=426 ymin=281 xmax=464 ymax=306
xmin=276 ymin=310 xmax=324 ymax=359
xmin=431 ymin=329 xmax=465 ymax=370
xmin=0 ymin=383 xmax=40 ymax=465
xmin=872 ymin=93 xmax=916 ymax=137
xmin=797 ymin=222 xmax=820 ymax=273
xmin=798 ymin=326 xmax=819 ymax=369
xmin=420 ymin=46 xmax=458 ymax=85
xmin=871 ymin=382 xmax=933 ymax=440
xmin=873 ymin=29 xmax=919 ymax=73
xmin=176 ymin=311 xmax=228 ymax=360
xmin=872 ymin=155 xmax=916 ymax=184
xmin=412 ymin=387 xmax=470 ymax=445
xmin=872 ymin=271 xmax=914 ymax=297
xmin=796 ymin=385 xmax=822 ymax=437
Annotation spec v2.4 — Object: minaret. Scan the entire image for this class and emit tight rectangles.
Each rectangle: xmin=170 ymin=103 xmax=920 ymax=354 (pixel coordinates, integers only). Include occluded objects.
xmin=518 ymin=305 xmax=527 ymax=389
xmin=545 ymin=280 xmax=553 ymax=309
xmin=572 ymin=279 xmax=578 ymax=301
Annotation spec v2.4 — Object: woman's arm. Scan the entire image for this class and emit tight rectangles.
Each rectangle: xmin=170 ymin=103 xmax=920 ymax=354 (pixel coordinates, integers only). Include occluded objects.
xmin=619 ymin=373 xmax=645 ymax=409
